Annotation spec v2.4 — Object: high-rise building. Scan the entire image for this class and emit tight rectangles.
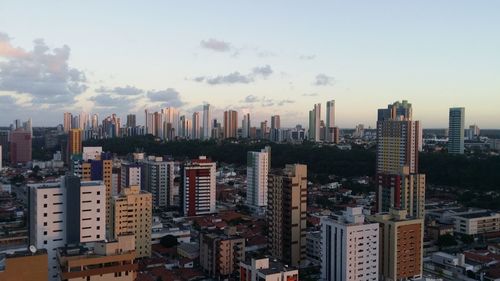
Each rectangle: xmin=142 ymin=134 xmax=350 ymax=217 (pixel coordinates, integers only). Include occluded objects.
xmin=64 ymin=112 xmax=72 ymax=133
xmin=57 ymin=234 xmax=137 ymax=281
xmin=368 ymin=209 xmax=424 ymax=281
xmin=120 ymin=163 xmax=141 ymax=189
xmin=192 ymin=112 xmax=201 ymax=139
xmin=126 ymin=114 xmax=136 ymax=128
xmin=270 ymin=115 xmax=281 ymax=142
xmin=111 ymin=186 xmax=152 ymax=258
xmin=449 ymin=107 xmax=465 ymax=154
xmin=91 ymin=114 xmax=99 ymax=129
xmin=321 ymin=207 xmax=379 ymax=281
xmin=9 ymin=129 xmax=32 ymax=164
xmin=223 ymin=110 xmax=238 ymax=139
xmin=79 ymin=112 xmax=89 ymax=130
xmin=202 ymin=104 xmax=212 ymax=140
xmin=162 ymin=107 xmax=179 ymax=140
xmin=376 ymin=100 xmax=425 ymax=219
xmin=180 ymin=115 xmax=192 ymax=138
xmin=259 ymin=121 xmax=268 ymax=139
xmin=268 ymin=164 xmax=307 ymax=267
xmin=145 ymin=109 xmax=154 ymax=135
xmin=246 ymin=147 xmax=270 ymax=212
xmin=0 ymin=130 xmax=8 ymax=162
xmin=181 ymin=156 xmax=216 ymax=216
xmin=242 ymin=113 xmax=250 ymax=139
xmin=325 ymin=100 xmax=335 ymax=128
xmin=143 ymin=156 xmax=175 ymax=208
xmin=308 ymin=103 xmax=321 ymax=142
xmin=67 ymin=129 xmax=83 ymax=157
xmin=240 ymin=257 xmax=299 ymax=281
xmin=200 ymin=232 xmax=245 ymax=279
xmin=29 ymin=176 xmax=106 ymax=281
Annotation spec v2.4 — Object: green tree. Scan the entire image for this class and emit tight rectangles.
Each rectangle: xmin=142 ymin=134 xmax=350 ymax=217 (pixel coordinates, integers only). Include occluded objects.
xmin=461 ymin=234 xmax=474 ymax=245
xmin=160 ymin=235 xmax=179 ymax=248
xmin=437 ymin=234 xmax=457 ymax=248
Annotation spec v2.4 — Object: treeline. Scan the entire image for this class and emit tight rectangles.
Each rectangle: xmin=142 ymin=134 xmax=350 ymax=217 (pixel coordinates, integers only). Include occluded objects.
xmin=84 ymin=135 xmax=500 ymax=191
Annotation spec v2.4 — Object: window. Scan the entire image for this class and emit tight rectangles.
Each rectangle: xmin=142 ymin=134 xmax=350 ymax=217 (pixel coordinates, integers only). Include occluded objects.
xmin=44 ymin=231 xmax=47 ymax=235
xmin=44 ymin=194 xmax=48 ymax=199
xmin=43 ymin=213 xmax=47 ymax=217
xmin=43 ymin=204 xmax=47 ymax=208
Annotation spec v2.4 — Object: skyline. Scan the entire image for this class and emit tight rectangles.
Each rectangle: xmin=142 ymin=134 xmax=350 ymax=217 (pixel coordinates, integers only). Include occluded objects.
xmin=0 ymin=1 xmax=499 ymax=128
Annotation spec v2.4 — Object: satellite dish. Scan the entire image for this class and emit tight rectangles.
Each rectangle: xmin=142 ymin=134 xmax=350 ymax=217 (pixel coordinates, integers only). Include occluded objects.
xmin=29 ymin=245 xmax=37 ymax=254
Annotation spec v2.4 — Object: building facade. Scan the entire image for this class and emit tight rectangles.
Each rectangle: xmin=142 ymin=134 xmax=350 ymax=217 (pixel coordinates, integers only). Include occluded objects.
xmin=240 ymin=257 xmax=299 ymax=281
xmin=111 ymin=186 xmax=152 ymax=258
xmin=369 ymin=209 xmax=424 ymax=281
xmin=321 ymin=207 xmax=379 ymax=281
xmin=143 ymin=157 xmax=175 ymax=208
xmin=181 ymin=156 xmax=216 ymax=216
xmin=200 ymin=232 xmax=245 ymax=279
xmin=246 ymin=147 xmax=270 ymax=211
xmin=268 ymin=164 xmax=307 ymax=267
xmin=449 ymin=107 xmax=465 ymax=154
xmin=9 ymin=129 xmax=32 ymax=164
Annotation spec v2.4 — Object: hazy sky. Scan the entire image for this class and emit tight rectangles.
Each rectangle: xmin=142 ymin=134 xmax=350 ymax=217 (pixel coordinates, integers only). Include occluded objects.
xmin=0 ymin=1 xmax=499 ymax=128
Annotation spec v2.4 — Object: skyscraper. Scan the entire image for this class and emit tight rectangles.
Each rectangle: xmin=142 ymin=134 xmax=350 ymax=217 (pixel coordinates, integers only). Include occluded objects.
xmin=112 ymin=186 xmax=152 ymax=258
xmin=376 ymin=100 xmax=425 ymax=219
xmin=163 ymin=107 xmax=180 ymax=139
xmin=369 ymin=209 xmax=424 ymax=281
xmin=9 ymin=129 xmax=32 ymax=164
xmin=242 ymin=113 xmax=250 ymax=139
xmin=126 ymin=114 xmax=136 ymax=127
xmin=246 ymin=147 xmax=270 ymax=213
xmin=192 ymin=112 xmax=201 ymax=139
xmin=67 ymin=129 xmax=83 ymax=162
xmin=223 ymin=110 xmax=238 ymax=139
xmin=260 ymin=120 xmax=268 ymax=139
xmin=325 ymin=100 xmax=335 ymax=142
xmin=202 ymin=104 xmax=212 ymax=140
xmin=270 ymin=115 xmax=281 ymax=142
xmin=308 ymin=103 xmax=321 ymax=142
xmin=63 ymin=112 xmax=72 ymax=133
xmin=321 ymin=207 xmax=379 ymax=281
xmin=448 ymin=107 xmax=465 ymax=154
xmin=181 ymin=156 xmax=216 ymax=216
xmin=268 ymin=164 xmax=307 ymax=267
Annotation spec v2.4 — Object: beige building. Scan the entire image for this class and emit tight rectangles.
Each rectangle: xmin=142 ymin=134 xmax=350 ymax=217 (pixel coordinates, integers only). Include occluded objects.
xmin=57 ymin=235 xmax=137 ymax=281
xmin=0 ymin=249 xmax=48 ymax=281
xmin=112 ymin=186 xmax=152 ymax=258
xmin=369 ymin=209 xmax=424 ymax=281
xmin=199 ymin=232 xmax=245 ymax=278
xmin=268 ymin=164 xmax=307 ymax=267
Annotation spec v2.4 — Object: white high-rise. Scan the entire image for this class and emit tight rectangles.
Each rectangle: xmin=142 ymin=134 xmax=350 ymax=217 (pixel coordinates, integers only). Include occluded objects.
xmin=29 ymin=176 xmax=106 ymax=281
xmin=246 ymin=147 xmax=270 ymax=211
xmin=242 ymin=113 xmax=250 ymax=138
xmin=325 ymin=100 xmax=335 ymax=142
xmin=308 ymin=103 xmax=321 ymax=141
xmin=192 ymin=112 xmax=201 ymax=139
xmin=322 ymin=207 xmax=379 ymax=281
xmin=202 ymin=104 xmax=212 ymax=140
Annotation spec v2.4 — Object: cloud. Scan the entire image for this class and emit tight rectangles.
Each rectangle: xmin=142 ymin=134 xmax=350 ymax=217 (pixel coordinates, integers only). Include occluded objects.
xmin=303 ymin=93 xmax=319 ymax=97
xmin=95 ymin=85 xmax=143 ymax=96
xmin=299 ymin=54 xmax=316 ymax=60
xmin=200 ymin=38 xmax=231 ymax=52
xmin=239 ymin=95 xmax=294 ymax=107
xmin=194 ymin=65 xmax=273 ymax=85
xmin=147 ymin=88 xmax=185 ymax=107
xmin=277 ymin=99 xmax=295 ymax=106
xmin=314 ymin=73 xmax=335 ymax=86
xmin=251 ymin=65 xmax=273 ymax=78
xmin=0 ymin=32 xmax=87 ymax=106
xmin=242 ymin=95 xmax=259 ymax=103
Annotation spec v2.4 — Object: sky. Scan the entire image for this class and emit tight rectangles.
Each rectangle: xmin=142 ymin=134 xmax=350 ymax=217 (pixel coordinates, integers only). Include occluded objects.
xmin=0 ymin=1 xmax=499 ymax=128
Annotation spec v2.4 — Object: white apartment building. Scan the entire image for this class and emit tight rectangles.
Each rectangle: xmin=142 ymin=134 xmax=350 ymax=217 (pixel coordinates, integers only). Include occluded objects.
xmin=246 ymin=148 xmax=269 ymax=211
xmin=453 ymin=211 xmax=500 ymax=235
xmin=120 ymin=163 xmax=142 ymax=188
xmin=29 ymin=176 xmax=106 ymax=281
xmin=82 ymin=146 xmax=102 ymax=161
xmin=143 ymin=156 xmax=175 ymax=208
xmin=181 ymin=156 xmax=216 ymax=216
xmin=322 ymin=207 xmax=379 ymax=281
